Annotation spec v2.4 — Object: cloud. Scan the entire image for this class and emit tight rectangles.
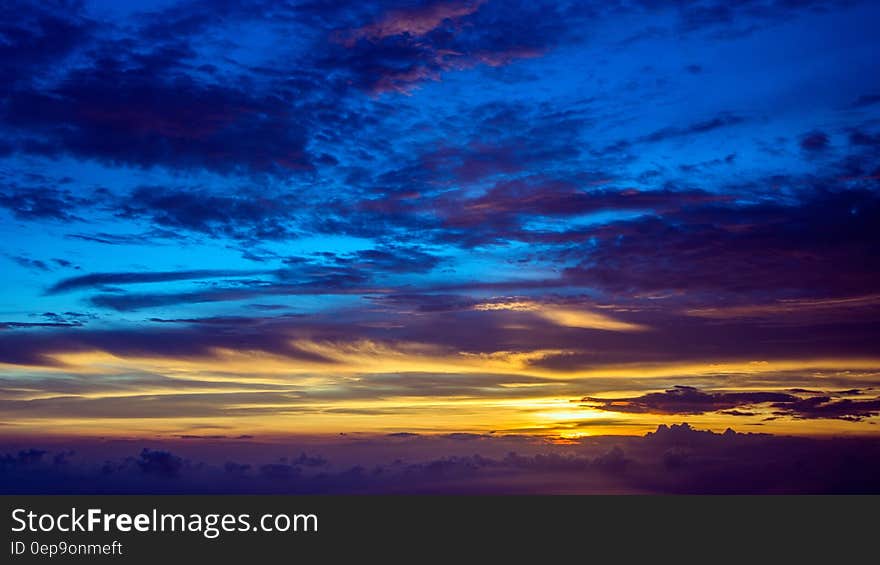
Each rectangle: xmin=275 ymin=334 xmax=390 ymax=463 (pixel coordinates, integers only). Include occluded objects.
xmin=472 ymin=300 xmax=648 ymax=332
xmin=4 ymin=49 xmax=316 ymax=176
xmin=0 ymin=321 xmax=82 ymax=330
xmin=86 ymin=276 xmax=372 ymax=312
xmin=0 ymin=449 xmax=47 ymax=471
xmin=321 ymin=1 xmax=590 ymax=94
xmin=0 ymin=0 xmax=863 ymax=181
xmin=439 ymin=181 xmax=725 ymax=230
xmin=801 ymin=130 xmax=830 ymax=152
xmin=343 ymin=0 xmax=487 ymax=43
xmin=684 ymin=294 xmax=880 ymax=322
xmin=4 ymin=425 xmax=880 ymax=493
xmin=0 ymin=2 xmax=326 ymax=176
xmin=772 ymin=395 xmax=880 ymax=421
xmin=71 ymin=245 xmax=440 ymax=311
xmin=0 ymin=318 xmax=336 ymax=367
xmin=48 ymin=269 xmax=273 ymax=294
xmin=0 ymin=1 xmax=93 ymax=87
xmin=848 ymin=129 xmax=880 ymax=148
xmin=561 ymin=188 xmax=880 ymax=300
xmin=583 ymin=386 xmax=797 ymax=415
xmin=118 ymin=186 xmax=302 ymax=240
xmin=583 ymin=386 xmax=880 ymax=421
xmin=640 ymin=113 xmax=746 ymax=144
xmin=8 ymin=255 xmax=51 ymax=272
xmin=0 ymin=186 xmax=89 ymax=221
xmin=65 ymin=230 xmax=184 ymax=246
xmin=852 ymin=93 xmax=880 ymax=107
xmin=0 ymin=371 xmax=289 ymax=400
xmin=87 ymin=288 xmax=277 ymax=312
xmin=676 ymin=0 xmax=842 ymax=36
xmin=136 ymin=449 xmax=184 ymax=478
xmin=286 ymin=245 xmax=443 ymax=275
xmin=345 ymin=179 xmax=727 ymax=248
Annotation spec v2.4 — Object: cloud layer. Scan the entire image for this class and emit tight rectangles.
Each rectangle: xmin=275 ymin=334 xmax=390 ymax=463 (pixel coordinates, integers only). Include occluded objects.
xmin=4 ymin=425 xmax=880 ymax=494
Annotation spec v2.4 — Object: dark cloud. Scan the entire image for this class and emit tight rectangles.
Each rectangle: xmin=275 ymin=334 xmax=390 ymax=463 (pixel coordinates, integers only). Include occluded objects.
xmin=848 ymin=129 xmax=880 ymax=147
xmin=291 ymin=453 xmax=328 ymax=467
xmin=285 ymin=245 xmax=443 ymax=275
xmin=0 ymin=1 xmax=335 ymax=177
xmin=0 ymin=0 xmax=863 ymax=179
xmin=224 ymin=462 xmax=251 ymax=475
xmin=0 ymin=186 xmax=89 ymax=221
xmin=65 ymin=229 xmax=185 ymax=246
xmin=48 ymin=269 xmax=273 ymax=294
xmin=0 ymin=449 xmax=47 ymax=471
xmin=561 ymin=188 xmax=880 ymax=300
xmin=0 ymin=321 xmax=82 ymax=330
xmin=259 ymin=463 xmax=301 ymax=481
xmin=2 ymin=312 xmax=93 ymax=330
xmin=52 ymin=258 xmax=76 ymax=269
xmin=0 ymin=0 xmax=597 ymax=176
xmin=437 ymin=182 xmax=725 ymax=233
xmin=117 ymin=186 xmax=302 ymax=240
xmin=800 ymin=130 xmax=830 ymax=152
xmin=348 ymin=246 xmax=442 ymax=273
xmin=338 ymin=181 xmax=728 ymax=248
xmin=0 ymin=318 xmax=334 ymax=366
xmin=772 ymin=395 xmax=880 ymax=421
xmin=719 ymin=409 xmax=756 ymax=416
xmin=584 ymin=386 xmax=880 ymax=422
xmin=370 ymin=293 xmax=478 ymax=313
xmin=74 ymin=245 xmax=441 ymax=311
xmin=0 ymin=0 xmax=93 ymax=86
xmin=3 ymin=47 xmax=316 ymax=176
xmin=136 ymin=449 xmax=184 ymax=478
xmin=9 ymin=255 xmax=51 ymax=272
xmin=88 ymin=289 xmax=266 ymax=312
xmin=675 ymin=0 xmax=842 ymax=36
xmin=641 ymin=113 xmax=746 ymax=144
xmin=86 ymin=277 xmax=372 ymax=312
xmin=852 ymin=93 xmax=880 ymax=107
xmin=583 ymin=386 xmax=797 ymax=415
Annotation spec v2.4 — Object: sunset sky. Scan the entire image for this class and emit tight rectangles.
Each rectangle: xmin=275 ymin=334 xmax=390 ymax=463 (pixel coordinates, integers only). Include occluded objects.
xmin=1 ymin=0 xmax=880 ymax=445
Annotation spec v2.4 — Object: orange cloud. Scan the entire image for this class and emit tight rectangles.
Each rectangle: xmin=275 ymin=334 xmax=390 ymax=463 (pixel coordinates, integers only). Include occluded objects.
xmin=473 ymin=300 xmax=649 ymax=331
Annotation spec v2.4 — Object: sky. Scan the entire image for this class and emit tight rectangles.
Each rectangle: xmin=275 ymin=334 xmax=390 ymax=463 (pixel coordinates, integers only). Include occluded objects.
xmin=1 ymin=0 xmax=880 ymax=463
